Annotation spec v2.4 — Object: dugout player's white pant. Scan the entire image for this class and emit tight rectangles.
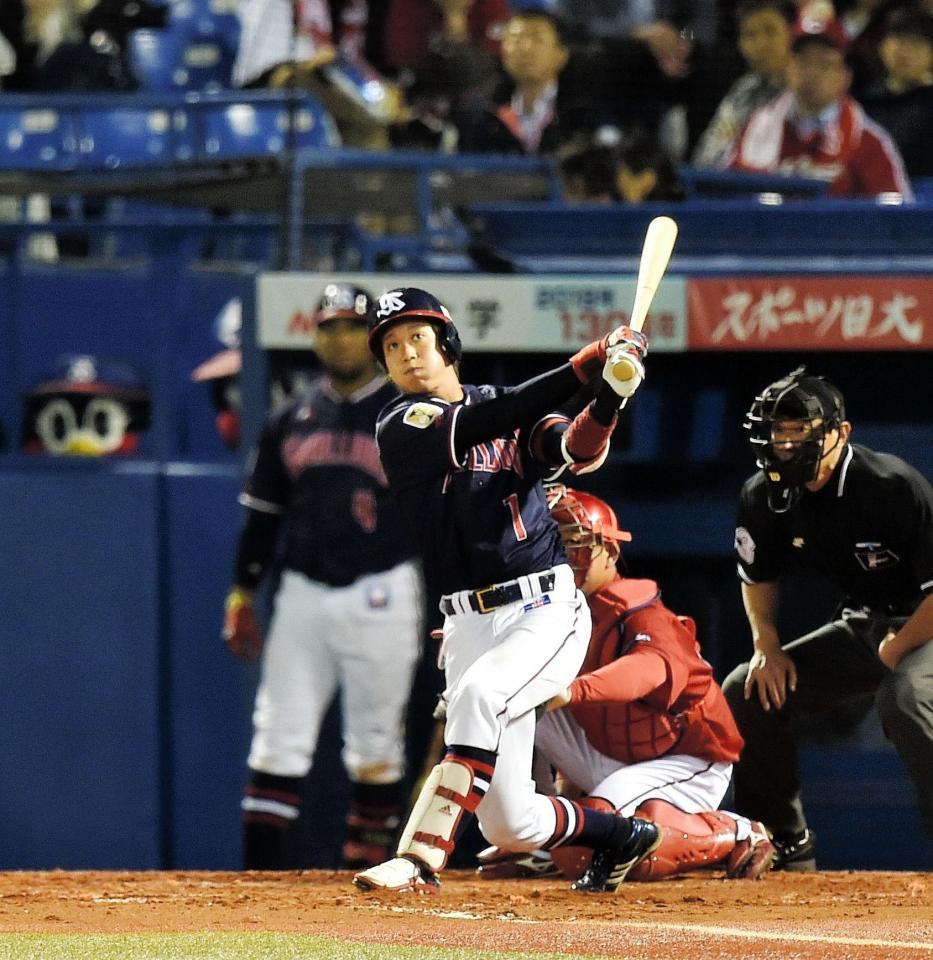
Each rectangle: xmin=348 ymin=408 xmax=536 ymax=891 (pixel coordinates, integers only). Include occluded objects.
xmin=248 ymin=562 xmax=423 ymax=782
xmin=439 ymin=563 xmax=592 ymax=851
xmin=535 ymin=707 xmax=745 ymax=827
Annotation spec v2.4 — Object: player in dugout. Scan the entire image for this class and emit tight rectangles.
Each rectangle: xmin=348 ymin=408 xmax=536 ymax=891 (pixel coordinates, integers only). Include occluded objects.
xmin=723 ymin=367 xmax=933 ymax=869
xmin=223 ymin=283 xmax=424 ymax=871
xmin=476 ymin=485 xmax=776 ymax=883
xmin=352 ymin=286 xmax=661 ymax=894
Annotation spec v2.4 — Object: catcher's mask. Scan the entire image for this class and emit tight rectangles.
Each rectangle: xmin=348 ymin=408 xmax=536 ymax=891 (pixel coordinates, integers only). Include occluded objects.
xmin=367 ymin=287 xmax=463 ymax=364
xmin=744 ymin=366 xmax=846 ymax=513
xmin=546 ymin=484 xmax=632 ymax=585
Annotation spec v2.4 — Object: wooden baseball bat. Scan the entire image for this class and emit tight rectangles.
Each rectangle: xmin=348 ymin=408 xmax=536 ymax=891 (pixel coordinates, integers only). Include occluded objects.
xmin=610 ymin=216 xmax=679 ymax=382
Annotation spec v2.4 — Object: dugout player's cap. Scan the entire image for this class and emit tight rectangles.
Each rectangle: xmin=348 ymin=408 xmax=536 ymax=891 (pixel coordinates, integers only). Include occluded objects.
xmin=744 ymin=365 xmax=847 ymax=512
xmin=367 ymin=287 xmax=463 ymax=364
xmin=546 ymin=483 xmax=631 ymax=581
xmin=315 ymin=283 xmax=372 ymax=327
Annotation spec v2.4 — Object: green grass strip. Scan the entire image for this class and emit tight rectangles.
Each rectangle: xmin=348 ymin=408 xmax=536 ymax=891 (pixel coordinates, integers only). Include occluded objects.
xmin=0 ymin=933 xmax=640 ymax=960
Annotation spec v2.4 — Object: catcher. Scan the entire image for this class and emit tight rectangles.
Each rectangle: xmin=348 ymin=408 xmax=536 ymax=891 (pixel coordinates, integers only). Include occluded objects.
xmin=479 ymin=485 xmax=775 ymax=882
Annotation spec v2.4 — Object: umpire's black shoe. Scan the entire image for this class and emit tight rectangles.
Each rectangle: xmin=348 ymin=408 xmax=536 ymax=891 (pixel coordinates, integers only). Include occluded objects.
xmin=772 ymin=828 xmax=817 ymax=872
xmin=571 ymin=818 xmax=662 ymax=893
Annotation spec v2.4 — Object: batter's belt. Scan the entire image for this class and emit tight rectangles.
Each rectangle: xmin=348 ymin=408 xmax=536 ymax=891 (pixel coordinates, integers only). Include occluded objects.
xmin=440 ymin=571 xmax=558 ymax=616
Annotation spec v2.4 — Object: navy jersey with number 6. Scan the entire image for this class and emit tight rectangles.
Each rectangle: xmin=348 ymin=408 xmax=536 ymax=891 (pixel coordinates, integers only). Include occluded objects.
xmin=376 ymin=384 xmax=567 ymax=597
xmin=242 ymin=376 xmax=414 ymax=586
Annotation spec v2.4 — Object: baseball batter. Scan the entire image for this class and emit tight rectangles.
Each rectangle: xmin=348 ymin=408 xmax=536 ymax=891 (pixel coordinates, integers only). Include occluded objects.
xmin=352 ymin=286 xmax=662 ymax=895
xmin=479 ymin=485 xmax=775 ymax=883
xmin=722 ymin=368 xmax=933 ymax=868
xmin=223 ymin=283 xmax=424 ymax=870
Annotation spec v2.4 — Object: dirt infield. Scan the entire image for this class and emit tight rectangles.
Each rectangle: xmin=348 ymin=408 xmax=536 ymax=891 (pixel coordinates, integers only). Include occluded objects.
xmin=1 ymin=869 xmax=930 ymax=958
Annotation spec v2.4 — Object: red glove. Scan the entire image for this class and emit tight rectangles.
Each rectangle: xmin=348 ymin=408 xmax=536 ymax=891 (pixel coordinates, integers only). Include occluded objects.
xmin=223 ymin=587 xmax=263 ymax=662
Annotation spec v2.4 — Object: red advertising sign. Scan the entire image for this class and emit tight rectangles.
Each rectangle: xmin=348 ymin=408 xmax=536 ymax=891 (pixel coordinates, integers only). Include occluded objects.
xmin=688 ymin=277 xmax=933 ymax=350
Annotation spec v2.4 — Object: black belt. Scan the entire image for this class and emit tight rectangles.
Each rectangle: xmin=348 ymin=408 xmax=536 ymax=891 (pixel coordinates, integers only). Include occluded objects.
xmin=441 ymin=572 xmax=557 ymax=616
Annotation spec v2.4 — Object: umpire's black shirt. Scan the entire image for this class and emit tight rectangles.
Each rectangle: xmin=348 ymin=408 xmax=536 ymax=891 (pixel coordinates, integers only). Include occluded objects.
xmin=735 ymin=443 xmax=933 ymax=616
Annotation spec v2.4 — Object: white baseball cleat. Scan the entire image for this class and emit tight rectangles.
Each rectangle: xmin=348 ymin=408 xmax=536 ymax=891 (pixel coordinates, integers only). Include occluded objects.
xmin=476 ymin=845 xmax=560 ymax=880
xmin=352 ymin=856 xmax=440 ymax=894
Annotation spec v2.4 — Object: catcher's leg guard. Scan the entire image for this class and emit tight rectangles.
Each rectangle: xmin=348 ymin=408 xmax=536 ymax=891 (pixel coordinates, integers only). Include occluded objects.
xmin=727 ymin=819 xmax=776 ymax=879
xmin=627 ymin=800 xmax=737 ymax=880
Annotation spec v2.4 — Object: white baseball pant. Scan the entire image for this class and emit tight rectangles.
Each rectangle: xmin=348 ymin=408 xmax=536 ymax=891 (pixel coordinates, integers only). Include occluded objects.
xmin=438 ymin=563 xmax=592 ymax=850
xmin=535 ymin=707 xmax=756 ymax=839
xmin=248 ymin=561 xmax=423 ymax=782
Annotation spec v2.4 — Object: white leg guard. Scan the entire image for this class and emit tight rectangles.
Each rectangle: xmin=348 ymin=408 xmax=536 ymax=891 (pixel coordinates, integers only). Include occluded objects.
xmin=397 ymin=760 xmax=476 ymax=872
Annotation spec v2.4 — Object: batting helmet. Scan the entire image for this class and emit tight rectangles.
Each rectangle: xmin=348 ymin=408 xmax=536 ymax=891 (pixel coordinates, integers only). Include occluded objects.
xmin=546 ymin=484 xmax=632 ymax=576
xmin=367 ymin=287 xmax=463 ymax=363
xmin=315 ymin=282 xmax=372 ymax=326
xmin=744 ymin=366 xmax=846 ymax=512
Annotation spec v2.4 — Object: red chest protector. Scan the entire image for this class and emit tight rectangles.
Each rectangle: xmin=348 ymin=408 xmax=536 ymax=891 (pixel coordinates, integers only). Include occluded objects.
xmin=570 ymin=578 xmax=743 ymax=765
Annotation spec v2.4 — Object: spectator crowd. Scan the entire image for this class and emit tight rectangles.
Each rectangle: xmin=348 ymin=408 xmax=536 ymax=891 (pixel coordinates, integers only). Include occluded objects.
xmin=1 ymin=1 xmax=931 ymax=198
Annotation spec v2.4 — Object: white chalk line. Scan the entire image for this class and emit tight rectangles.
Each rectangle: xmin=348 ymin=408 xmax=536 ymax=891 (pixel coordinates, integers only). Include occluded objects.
xmin=372 ymin=904 xmax=933 ymax=952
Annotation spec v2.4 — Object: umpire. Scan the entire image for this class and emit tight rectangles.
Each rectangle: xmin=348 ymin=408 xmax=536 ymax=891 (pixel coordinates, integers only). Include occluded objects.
xmin=722 ymin=367 xmax=933 ymax=869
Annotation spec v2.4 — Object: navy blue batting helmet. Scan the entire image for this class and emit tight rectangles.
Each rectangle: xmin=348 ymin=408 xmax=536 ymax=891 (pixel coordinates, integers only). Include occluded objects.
xmin=367 ymin=287 xmax=463 ymax=363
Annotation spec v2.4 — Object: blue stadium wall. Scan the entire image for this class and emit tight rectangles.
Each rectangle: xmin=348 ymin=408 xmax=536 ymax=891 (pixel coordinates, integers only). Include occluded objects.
xmin=0 ymin=226 xmax=931 ymax=872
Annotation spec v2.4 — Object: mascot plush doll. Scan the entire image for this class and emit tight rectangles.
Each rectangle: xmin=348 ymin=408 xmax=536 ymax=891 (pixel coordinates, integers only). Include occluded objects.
xmin=22 ymin=354 xmax=150 ymax=456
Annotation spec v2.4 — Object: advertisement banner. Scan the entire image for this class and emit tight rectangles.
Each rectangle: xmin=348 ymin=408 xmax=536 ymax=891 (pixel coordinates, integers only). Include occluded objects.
xmin=258 ymin=272 xmax=688 ymax=353
xmin=688 ymin=276 xmax=933 ymax=350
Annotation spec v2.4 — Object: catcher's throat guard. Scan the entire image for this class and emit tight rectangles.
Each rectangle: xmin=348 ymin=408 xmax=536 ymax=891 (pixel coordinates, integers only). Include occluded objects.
xmin=744 ymin=367 xmax=845 ymax=513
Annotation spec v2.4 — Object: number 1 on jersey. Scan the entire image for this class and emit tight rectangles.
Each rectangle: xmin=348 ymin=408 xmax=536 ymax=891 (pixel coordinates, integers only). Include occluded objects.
xmin=503 ymin=493 xmax=528 ymax=542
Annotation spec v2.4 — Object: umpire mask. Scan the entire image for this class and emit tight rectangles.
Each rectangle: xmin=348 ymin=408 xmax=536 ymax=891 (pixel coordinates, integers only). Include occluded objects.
xmin=744 ymin=366 xmax=846 ymax=513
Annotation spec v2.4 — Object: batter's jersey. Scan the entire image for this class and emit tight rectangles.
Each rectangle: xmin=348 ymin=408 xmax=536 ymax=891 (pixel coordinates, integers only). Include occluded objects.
xmin=241 ymin=375 xmax=414 ymax=586
xmin=735 ymin=443 xmax=933 ymax=615
xmin=569 ymin=577 xmax=743 ymax=766
xmin=375 ymin=384 xmax=566 ymax=597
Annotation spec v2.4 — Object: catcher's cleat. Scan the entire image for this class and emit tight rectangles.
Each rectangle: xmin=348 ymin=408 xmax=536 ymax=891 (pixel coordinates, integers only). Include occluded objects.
xmin=476 ymin=846 xmax=560 ymax=880
xmin=726 ymin=821 xmax=776 ymax=880
xmin=571 ymin=818 xmax=662 ymax=893
xmin=772 ymin=828 xmax=817 ymax=872
xmin=352 ymin=856 xmax=440 ymax=894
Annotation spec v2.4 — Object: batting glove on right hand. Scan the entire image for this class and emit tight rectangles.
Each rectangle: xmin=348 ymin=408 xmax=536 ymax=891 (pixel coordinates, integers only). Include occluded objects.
xmin=223 ymin=587 xmax=263 ymax=662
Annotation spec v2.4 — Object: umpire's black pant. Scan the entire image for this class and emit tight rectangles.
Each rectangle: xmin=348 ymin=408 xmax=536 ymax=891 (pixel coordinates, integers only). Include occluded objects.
xmin=721 ymin=608 xmax=933 ymax=844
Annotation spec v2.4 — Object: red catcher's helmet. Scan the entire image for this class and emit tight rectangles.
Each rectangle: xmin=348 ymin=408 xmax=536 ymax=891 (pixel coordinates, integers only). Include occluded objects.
xmin=546 ymin=484 xmax=632 ymax=575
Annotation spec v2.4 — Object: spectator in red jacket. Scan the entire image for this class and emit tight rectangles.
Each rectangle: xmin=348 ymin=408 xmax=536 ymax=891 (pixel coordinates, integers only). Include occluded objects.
xmin=728 ymin=21 xmax=913 ymax=197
